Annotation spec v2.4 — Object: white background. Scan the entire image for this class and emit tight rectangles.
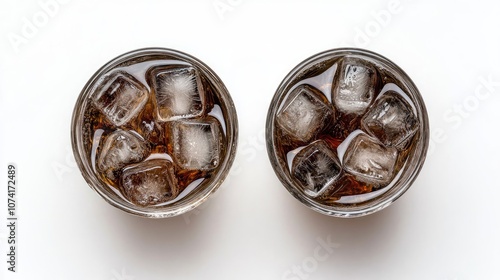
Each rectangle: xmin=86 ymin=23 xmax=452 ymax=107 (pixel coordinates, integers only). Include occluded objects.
xmin=1 ymin=0 xmax=499 ymax=279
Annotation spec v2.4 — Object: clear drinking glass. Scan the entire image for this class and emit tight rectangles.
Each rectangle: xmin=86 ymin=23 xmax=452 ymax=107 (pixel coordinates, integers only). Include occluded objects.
xmin=266 ymin=48 xmax=429 ymax=218
xmin=71 ymin=48 xmax=238 ymax=218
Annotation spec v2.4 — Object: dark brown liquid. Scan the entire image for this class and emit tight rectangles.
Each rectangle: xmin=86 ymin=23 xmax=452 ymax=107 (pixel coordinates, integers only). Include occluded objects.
xmin=82 ymin=59 xmax=228 ymax=206
xmin=274 ymin=56 xmax=420 ymax=205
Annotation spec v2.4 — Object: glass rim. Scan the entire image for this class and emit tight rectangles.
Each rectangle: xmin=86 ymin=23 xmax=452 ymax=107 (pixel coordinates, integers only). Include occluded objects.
xmin=71 ymin=47 xmax=238 ymax=218
xmin=266 ymin=47 xmax=429 ymax=218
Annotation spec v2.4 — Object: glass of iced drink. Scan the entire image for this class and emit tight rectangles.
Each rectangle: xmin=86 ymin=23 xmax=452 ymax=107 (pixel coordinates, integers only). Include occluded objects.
xmin=72 ymin=48 xmax=238 ymax=218
xmin=266 ymin=48 xmax=429 ymax=218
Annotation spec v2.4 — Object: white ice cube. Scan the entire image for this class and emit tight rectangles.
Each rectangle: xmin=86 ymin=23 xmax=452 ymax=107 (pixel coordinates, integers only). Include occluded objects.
xmin=169 ymin=117 xmax=223 ymax=171
xmin=361 ymin=90 xmax=419 ymax=148
xmin=342 ymin=133 xmax=398 ymax=185
xmin=97 ymin=130 xmax=150 ymax=180
xmin=121 ymin=159 xmax=178 ymax=206
xmin=332 ymin=57 xmax=379 ymax=115
xmin=93 ymin=72 xmax=148 ymax=126
xmin=292 ymin=140 xmax=342 ymax=197
xmin=277 ymin=85 xmax=335 ymax=143
xmin=151 ymin=66 xmax=204 ymax=121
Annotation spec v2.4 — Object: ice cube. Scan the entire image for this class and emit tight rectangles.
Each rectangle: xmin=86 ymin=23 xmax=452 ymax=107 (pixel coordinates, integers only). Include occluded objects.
xmin=292 ymin=140 xmax=342 ymax=197
xmin=121 ymin=159 xmax=178 ymax=206
xmin=361 ymin=91 xmax=419 ymax=147
xmin=97 ymin=130 xmax=150 ymax=180
xmin=332 ymin=57 xmax=379 ymax=115
xmin=277 ymin=85 xmax=335 ymax=143
xmin=151 ymin=66 xmax=204 ymax=121
xmin=343 ymin=133 xmax=398 ymax=185
xmin=93 ymin=72 xmax=148 ymax=126
xmin=169 ymin=117 xmax=223 ymax=171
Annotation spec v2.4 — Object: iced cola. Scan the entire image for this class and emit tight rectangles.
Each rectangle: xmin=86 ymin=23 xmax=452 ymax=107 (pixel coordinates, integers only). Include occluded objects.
xmin=267 ymin=49 xmax=428 ymax=216
xmin=72 ymin=49 xmax=237 ymax=215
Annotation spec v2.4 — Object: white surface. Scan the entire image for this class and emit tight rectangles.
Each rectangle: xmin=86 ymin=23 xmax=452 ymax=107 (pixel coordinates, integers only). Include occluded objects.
xmin=1 ymin=0 xmax=499 ymax=279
